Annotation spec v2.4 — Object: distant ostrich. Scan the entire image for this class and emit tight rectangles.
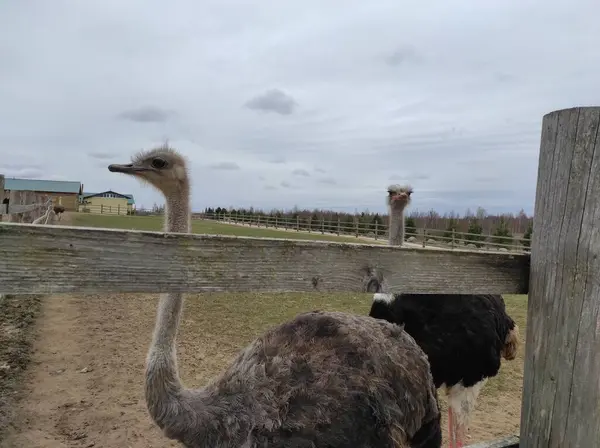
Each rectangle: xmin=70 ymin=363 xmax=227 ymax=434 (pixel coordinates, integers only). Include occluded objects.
xmin=108 ymin=146 xmax=442 ymax=448
xmin=368 ymin=184 xmax=520 ymax=448
xmin=53 ymin=204 xmax=65 ymax=221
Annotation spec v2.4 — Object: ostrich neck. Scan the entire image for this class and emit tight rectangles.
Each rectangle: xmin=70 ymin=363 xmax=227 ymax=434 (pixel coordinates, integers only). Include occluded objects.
xmin=388 ymin=206 xmax=406 ymax=247
xmin=145 ymin=184 xmax=192 ymax=425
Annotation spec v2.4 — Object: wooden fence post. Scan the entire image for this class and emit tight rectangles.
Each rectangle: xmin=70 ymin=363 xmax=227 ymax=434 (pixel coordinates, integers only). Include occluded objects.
xmin=0 ymin=174 xmax=4 ymax=220
xmin=520 ymin=106 xmax=600 ymax=447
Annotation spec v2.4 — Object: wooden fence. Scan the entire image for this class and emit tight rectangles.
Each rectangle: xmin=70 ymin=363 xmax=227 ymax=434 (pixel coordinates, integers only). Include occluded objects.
xmin=202 ymin=212 xmax=530 ymax=253
xmin=74 ymin=204 xmax=531 ymax=253
xmin=0 ymin=106 xmax=599 ymax=447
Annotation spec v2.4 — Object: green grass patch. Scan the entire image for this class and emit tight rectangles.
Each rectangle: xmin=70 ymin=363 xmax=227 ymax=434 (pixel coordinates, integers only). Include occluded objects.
xmin=176 ymin=292 xmax=528 ymax=399
xmin=70 ymin=213 xmax=380 ymax=244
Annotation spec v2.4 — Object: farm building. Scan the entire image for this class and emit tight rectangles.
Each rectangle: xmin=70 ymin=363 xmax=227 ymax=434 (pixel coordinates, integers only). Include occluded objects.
xmin=79 ymin=190 xmax=135 ymax=215
xmin=3 ymin=177 xmax=82 ymax=211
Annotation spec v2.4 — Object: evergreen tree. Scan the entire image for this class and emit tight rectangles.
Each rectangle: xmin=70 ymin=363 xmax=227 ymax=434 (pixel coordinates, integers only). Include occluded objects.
xmin=443 ymin=217 xmax=459 ymax=242
xmin=465 ymin=217 xmax=485 ymax=247
xmin=521 ymin=222 xmax=533 ymax=250
xmin=404 ymin=216 xmax=417 ymax=240
xmin=492 ymin=216 xmax=513 ymax=248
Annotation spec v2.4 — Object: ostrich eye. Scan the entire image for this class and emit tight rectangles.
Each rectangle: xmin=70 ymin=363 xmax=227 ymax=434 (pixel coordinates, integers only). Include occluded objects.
xmin=151 ymin=157 xmax=168 ymax=169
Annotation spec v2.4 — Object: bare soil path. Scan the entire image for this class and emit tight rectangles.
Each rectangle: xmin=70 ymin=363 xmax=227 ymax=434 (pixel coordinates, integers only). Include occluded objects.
xmin=3 ymin=292 xmax=524 ymax=447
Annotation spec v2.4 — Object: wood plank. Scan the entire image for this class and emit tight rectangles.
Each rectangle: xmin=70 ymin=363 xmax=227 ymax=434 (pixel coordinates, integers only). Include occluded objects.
xmin=0 ymin=174 xmax=4 ymax=219
xmin=0 ymin=222 xmax=529 ymax=295
xmin=466 ymin=435 xmax=519 ymax=448
xmin=520 ymin=106 xmax=600 ymax=448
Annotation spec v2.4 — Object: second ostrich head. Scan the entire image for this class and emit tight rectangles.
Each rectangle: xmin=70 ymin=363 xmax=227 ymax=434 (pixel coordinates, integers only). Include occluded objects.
xmin=386 ymin=184 xmax=413 ymax=246
xmin=108 ymin=144 xmax=191 ymax=233
xmin=387 ymin=184 xmax=413 ymax=210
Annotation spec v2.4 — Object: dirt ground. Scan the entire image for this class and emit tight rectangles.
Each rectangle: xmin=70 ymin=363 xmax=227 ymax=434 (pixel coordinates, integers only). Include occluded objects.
xmin=1 ymin=291 xmax=524 ymax=447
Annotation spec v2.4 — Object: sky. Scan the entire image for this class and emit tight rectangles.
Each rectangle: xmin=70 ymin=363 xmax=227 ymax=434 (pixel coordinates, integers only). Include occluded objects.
xmin=1 ymin=0 xmax=599 ymax=215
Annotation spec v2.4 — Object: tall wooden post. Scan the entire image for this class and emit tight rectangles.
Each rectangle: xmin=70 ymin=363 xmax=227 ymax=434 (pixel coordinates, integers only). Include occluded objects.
xmin=0 ymin=174 xmax=4 ymax=219
xmin=520 ymin=106 xmax=600 ymax=447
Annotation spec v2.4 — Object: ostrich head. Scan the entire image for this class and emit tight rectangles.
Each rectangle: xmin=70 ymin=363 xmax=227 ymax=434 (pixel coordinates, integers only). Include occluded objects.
xmin=108 ymin=144 xmax=189 ymax=195
xmin=387 ymin=184 xmax=413 ymax=211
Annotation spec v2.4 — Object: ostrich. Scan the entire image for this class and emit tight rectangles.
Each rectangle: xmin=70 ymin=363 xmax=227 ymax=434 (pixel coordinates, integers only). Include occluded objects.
xmin=368 ymin=184 xmax=520 ymax=448
xmin=53 ymin=204 xmax=65 ymax=220
xmin=108 ymin=146 xmax=442 ymax=448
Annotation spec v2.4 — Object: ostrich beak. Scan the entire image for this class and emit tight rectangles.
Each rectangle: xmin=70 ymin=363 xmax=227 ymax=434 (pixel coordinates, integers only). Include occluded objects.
xmin=108 ymin=163 xmax=145 ymax=174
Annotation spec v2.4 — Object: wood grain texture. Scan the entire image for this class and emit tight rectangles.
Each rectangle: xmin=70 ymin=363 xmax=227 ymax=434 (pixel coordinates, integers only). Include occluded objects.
xmin=0 ymin=222 xmax=529 ymax=295
xmin=0 ymin=174 xmax=4 ymax=217
xmin=520 ymin=107 xmax=600 ymax=448
xmin=465 ymin=435 xmax=519 ymax=448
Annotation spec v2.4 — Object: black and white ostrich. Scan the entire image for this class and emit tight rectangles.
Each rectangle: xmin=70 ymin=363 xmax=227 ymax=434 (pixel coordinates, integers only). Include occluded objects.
xmin=368 ymin=184 xmax=520 ymax=448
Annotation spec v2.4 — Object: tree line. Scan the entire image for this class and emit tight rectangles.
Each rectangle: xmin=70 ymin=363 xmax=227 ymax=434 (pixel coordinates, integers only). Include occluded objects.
xmin=201 ymin=205 xmax=533 ymax=250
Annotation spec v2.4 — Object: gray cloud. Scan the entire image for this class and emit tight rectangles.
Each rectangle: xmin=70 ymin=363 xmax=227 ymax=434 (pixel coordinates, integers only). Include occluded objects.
xmin=292 ymin=168 xmax=310 ymax=177
xmin=314 ymin=167 xmax=327 ymax=173
xmin=269 ymin=157 xmax=287 ymax=164
xmin=88 ymin=152 xmax=117 ymax=160
xmin=412 ymin=173 xmax=430 ymax=181
xmin=264 ymin=185 xmax=277 ymax=190
xmin=118 ymin=106 xmax=173 ymax=123
xmin=1 ymin=167 xmax=44 ymax=179
xmin=318 ymin=177 xmax=337 ymax=185
xmin=385 ymin=46 xmax=421 ymax=66
xmin=245 ymin=89 xmax=298 ymax=115
xmin=208 ymin=162 xmax=241 ymax=170
xmin=280 ymin=181 xmax=292 ymax=188
xmin=388 ymin=174 xmax=406 ymax=181
xmin=0 ymin=163 xmax=41 ymax=171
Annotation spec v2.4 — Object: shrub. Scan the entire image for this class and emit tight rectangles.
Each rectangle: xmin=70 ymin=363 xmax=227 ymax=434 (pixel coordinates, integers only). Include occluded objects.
xmin=521 ymin=222 xmax=533 ymax=250
xmin=492 ymin=216 xmax=513 ymax=248
xmin=465 ymin=218 xmax=485 ymax=248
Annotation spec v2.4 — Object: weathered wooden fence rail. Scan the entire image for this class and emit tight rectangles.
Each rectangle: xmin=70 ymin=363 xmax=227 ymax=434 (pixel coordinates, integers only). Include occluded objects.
xmin=1 ymin=106 xmax=599 ymax=448
xmin=0 ymin=223 xmax=529 ymax=295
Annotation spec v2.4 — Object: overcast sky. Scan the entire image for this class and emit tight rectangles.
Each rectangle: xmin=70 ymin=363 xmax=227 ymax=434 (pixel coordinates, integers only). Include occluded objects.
xmin=1 ymin=0 xmax=598 ymax=215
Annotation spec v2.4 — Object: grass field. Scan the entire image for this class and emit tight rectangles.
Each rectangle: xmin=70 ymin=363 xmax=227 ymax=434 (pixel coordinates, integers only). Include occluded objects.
xmin=71 ymin=213 xmax=383 ymax=244
xmin=1 ymin=212 xmax=526 ymax=446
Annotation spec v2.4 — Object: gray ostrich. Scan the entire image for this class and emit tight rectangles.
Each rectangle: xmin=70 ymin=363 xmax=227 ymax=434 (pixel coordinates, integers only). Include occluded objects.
xmin=369 ymin=184 xmax=520 ymax=448
xmin=108 ymin=146 xmax=442 ymax=448
xmin=386 ymin=184 xmax=413 ymax=246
